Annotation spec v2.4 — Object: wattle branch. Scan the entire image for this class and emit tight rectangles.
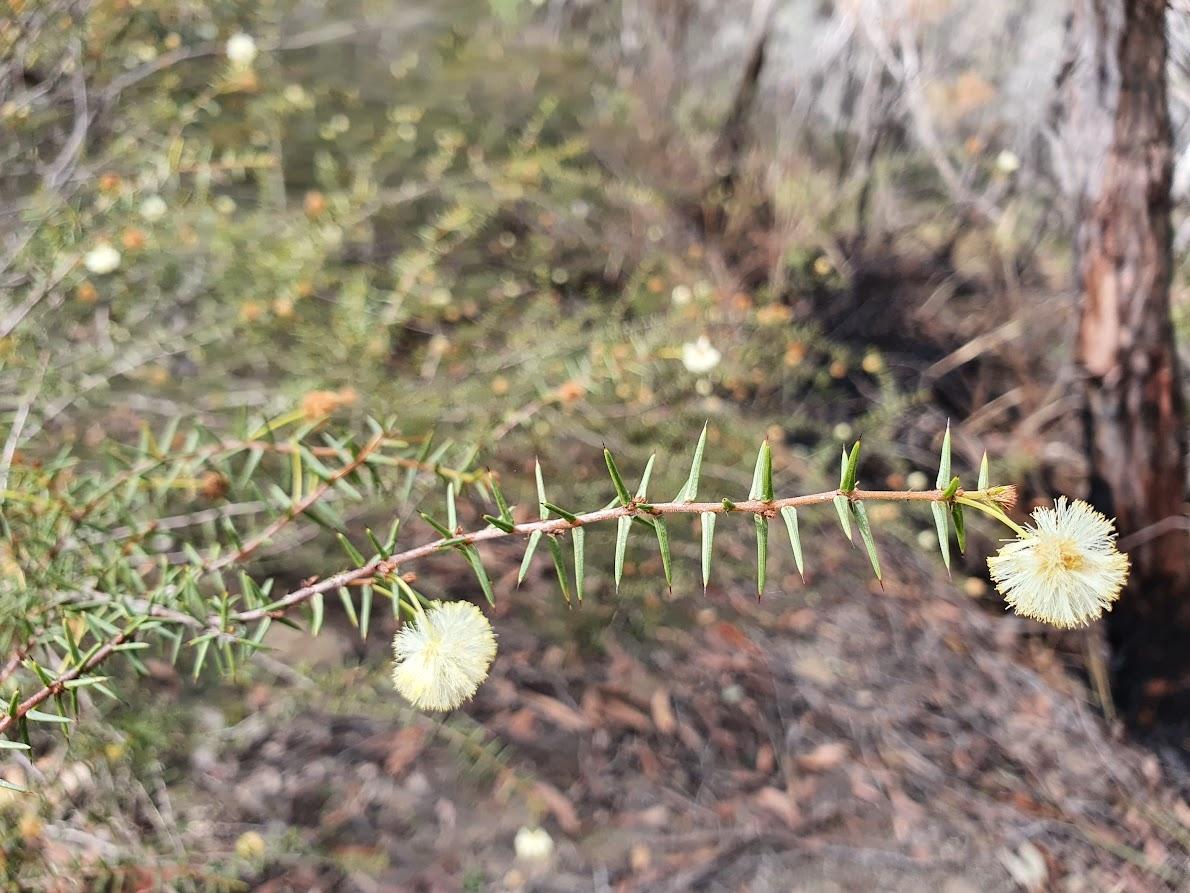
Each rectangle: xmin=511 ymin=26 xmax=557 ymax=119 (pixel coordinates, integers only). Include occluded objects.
xmin=2 ymin=424 xmax=1021 ymax=740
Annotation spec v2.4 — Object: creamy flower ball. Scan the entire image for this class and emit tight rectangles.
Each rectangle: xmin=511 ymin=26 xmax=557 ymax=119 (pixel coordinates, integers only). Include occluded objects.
xmin=83 ymin=243 xmax=121 ymax=275
xmin=225 ymin=33 xmax=258 ymax=68
xmin=681 ymin=336 xmax=721 ymax=374
xmin=996 ymin=149 xmax=1021 ymax=174
xmin=392 ymin=601 xmax=497 ymax=711
xmin=988 ymin=498 xmax=1129 ymax=628
xmin=514 ymin=827 xmax=555 ymax=863
xmin=139 ymin=195 xmax=167 ymax=222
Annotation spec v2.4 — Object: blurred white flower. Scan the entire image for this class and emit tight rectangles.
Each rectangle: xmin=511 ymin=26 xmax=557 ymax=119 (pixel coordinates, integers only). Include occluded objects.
xmin=214 ymin=195 xmax=237 ymax=215
xmin=681 ymin=336 xmax=721 ymax=374
xmin=283 ymin=84 xmax=309 ymax=107
xmin=392 ymin=601 xmax=497 ymax=711
xmin=906 ymin=471 xmax=930 ymax=491
xmin=996 ymin=149 xmax=1021 ymax=175
xmin=139 ymin=195 xmax=167 ymax=222
xmin=83 ymin=243 xmax=121 ymax=275
xmin=670 ymin=284 xmax=692 ymax=306
xmin=987 ymin=498 xmax=1129 ymax=628
xmin=225 ymin=33 xmax=258 ymax=68
xmin=514 ymin=826 xmax=555 ymax=863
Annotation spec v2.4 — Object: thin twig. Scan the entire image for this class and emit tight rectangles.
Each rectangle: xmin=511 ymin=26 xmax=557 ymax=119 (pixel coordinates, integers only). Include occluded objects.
xmin=227 ymin=485 xmax=964 ymax=625
xmin=207 ymin=431 xmax=386 ymax=571
xmin=0 ymin=355 xmax=46 ymax=502
xmin=0 ymin=483 xmax=974 ymax=735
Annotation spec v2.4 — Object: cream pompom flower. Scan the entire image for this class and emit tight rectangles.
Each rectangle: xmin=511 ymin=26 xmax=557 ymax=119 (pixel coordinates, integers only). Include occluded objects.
xmin=83 ymin=243 xmax=121 ymax=275
xmin=225 ymin=33 xmax=258 ymax=68
xmin=987 ymin=498 xmax=1129 ymax=629
xmin=392 ymin=600 xmax=497 ymax=711
xmin=681 ymin=336 xmax=722 ymax=374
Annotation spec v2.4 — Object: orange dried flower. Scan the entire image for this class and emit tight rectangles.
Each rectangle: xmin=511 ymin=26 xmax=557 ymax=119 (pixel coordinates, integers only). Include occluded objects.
xmin=120 ymin=227 xmax=146 ymax=251
xmin=556 ymin=380 xmax=585 ymax=404
xmin=199 ymin=471 xmax=230 ymax=500
xmin=301 ymin=389 xmax=345 ymax=421
xmin=238 ymin=301 xmax=264 ymax=323
xmin=303 ymin=190 xmax=327 ymax=218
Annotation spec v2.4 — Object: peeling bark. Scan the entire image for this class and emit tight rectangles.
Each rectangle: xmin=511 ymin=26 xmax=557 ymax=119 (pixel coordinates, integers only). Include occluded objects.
xmin=1069 ymin=0 xmax=1189 ymax=729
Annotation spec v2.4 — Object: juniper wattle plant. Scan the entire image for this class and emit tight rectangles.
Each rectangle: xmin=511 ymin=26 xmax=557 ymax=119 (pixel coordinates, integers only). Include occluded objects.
xmin=0 ymin=418 xmax=1128 ymax=763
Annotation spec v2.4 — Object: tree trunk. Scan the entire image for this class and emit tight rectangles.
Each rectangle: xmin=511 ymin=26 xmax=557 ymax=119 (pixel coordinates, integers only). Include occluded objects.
xmin=1070 ymin=0 xmax=1189 ymax=730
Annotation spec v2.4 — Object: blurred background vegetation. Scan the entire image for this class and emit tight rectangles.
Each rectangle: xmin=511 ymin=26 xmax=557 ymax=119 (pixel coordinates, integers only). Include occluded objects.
xmin=1 ymin=0 xmax=1187 ymax=889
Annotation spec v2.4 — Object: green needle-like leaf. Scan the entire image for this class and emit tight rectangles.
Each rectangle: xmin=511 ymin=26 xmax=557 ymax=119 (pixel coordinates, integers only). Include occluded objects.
xmin=360 ymin=584 xmax=373 ymax=640
xmin=675 ymin=423 xmax=709 ymax=501
xmin=25 ymin=709 xmax=71 ymax=724
xmin=573 ymin=527 xmax=585 ymax=603
xmin=754 ymin=515 xmax=769 ymax=596
xmin=654 ymin=517 xmax=673 ymax=590
xmin=936 ymin=422 xmax=952 ymax=490
xmin=931 ymin=501 xmax=951 ymax=576
xmin=535 ymin=459 xmax=549 ymax=520
xmin=446 ymin=482 xmax=458 ymax=531
xmin=841 ymin=439 xmax=862 ymax=492
xmin=604 ymin=449 xmax=632 ymax=505
xmin=952 ymin=504 xmax=966 ymax=554
xmin=541 ymin=501 xmax=579 ymax=522
xmin=461 ymin=545 xmax=495 ymax=606
xmin=851 ymin=501 xmax=882 ymax=582
xmin=63 ymin=676 xmax=111 ymax=690
xmin=635 ymin=454 xmax=656 ymax=501
xmin=700 ymin=512 xmax=715 ymax=589
xmin=192 ymin=637 xmax=212 ymax=681
xmin=614 ymin=515 xmax=631 ymax=591
xmin=310 ymin=592 xmax=325 ymax=636
xmin=419 ymin=512 xmax=453 ymax=538
xmin=383 ymin=517 xmax=401 ymax=553
xmin=941 ymin=475 xmax=961 ymax=501
xmin=483 ymin=514 xmax=516 ymax=533
xmin=0 ymin=740 xmax=30 ymax=750
xmin=518 ymin=530 xmax=542 ymax=585
xmin=977 ymin=451 xmax=989 ymax=491
xmin=546 ymin=536 xmax=571 ymax=605
xmin=833 ymin=494 xmax=853 ymax=542
xmin=779 ymin=506 xmax=804 ymax=580
xmin=749 ymin=440 xmax=771 ymax=501
xmin=290 ymin=441 xmax=303 ymax=503
xmin=762 ymin=441 xmax=774 ymax=500
xmin=337 ymin=532 xmax=366 ymax=566
xmin=491 ymin=475 xmax=513 ymax=522
xmin=0 ymin=778 xmax=27 ymax=792
xmin=337 ymin=586 xmax=359 ymax=629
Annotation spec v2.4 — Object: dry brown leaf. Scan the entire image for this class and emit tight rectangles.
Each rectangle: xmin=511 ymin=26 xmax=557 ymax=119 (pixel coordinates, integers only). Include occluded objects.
xmin=753 ymin=786 xmax=800 ymax=829
xmin=650 ymin=687 xmax=676 ymax=736
xmin=796 ymin=742 xmax=849 ymax=773
xmin=383 ymin=726 xmax=429 ymax=778
xmin=522 ymin=691 xmax=589 ymax=732
xmin=533 ymin=781 xmax=580 ymax=835
xmin=755 ymin=743 xmax=775 ymax=774
xmin=601 ymin=697 xmax=652 ymax=733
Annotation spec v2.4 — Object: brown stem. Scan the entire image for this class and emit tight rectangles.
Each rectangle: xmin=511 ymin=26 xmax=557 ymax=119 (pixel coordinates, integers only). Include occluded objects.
xmin=1 ymin=485 xmax=969 ymax=736
xmin=0 ymin=633 xmax=129 ymax=736
xmin=207 ymin=432 xmax=386 ymax=571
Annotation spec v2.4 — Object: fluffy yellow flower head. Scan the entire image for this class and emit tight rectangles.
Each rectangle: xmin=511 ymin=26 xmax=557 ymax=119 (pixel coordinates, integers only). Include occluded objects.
xmin=987 ymin=498 xmax=1129 ymax=628
xmin=392 ymin=601 xmax=497 ymax=711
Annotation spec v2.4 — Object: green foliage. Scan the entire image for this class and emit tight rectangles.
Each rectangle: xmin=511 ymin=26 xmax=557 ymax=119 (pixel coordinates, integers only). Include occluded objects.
xmin=0 ymin=16 xmax=1023 ymax=886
